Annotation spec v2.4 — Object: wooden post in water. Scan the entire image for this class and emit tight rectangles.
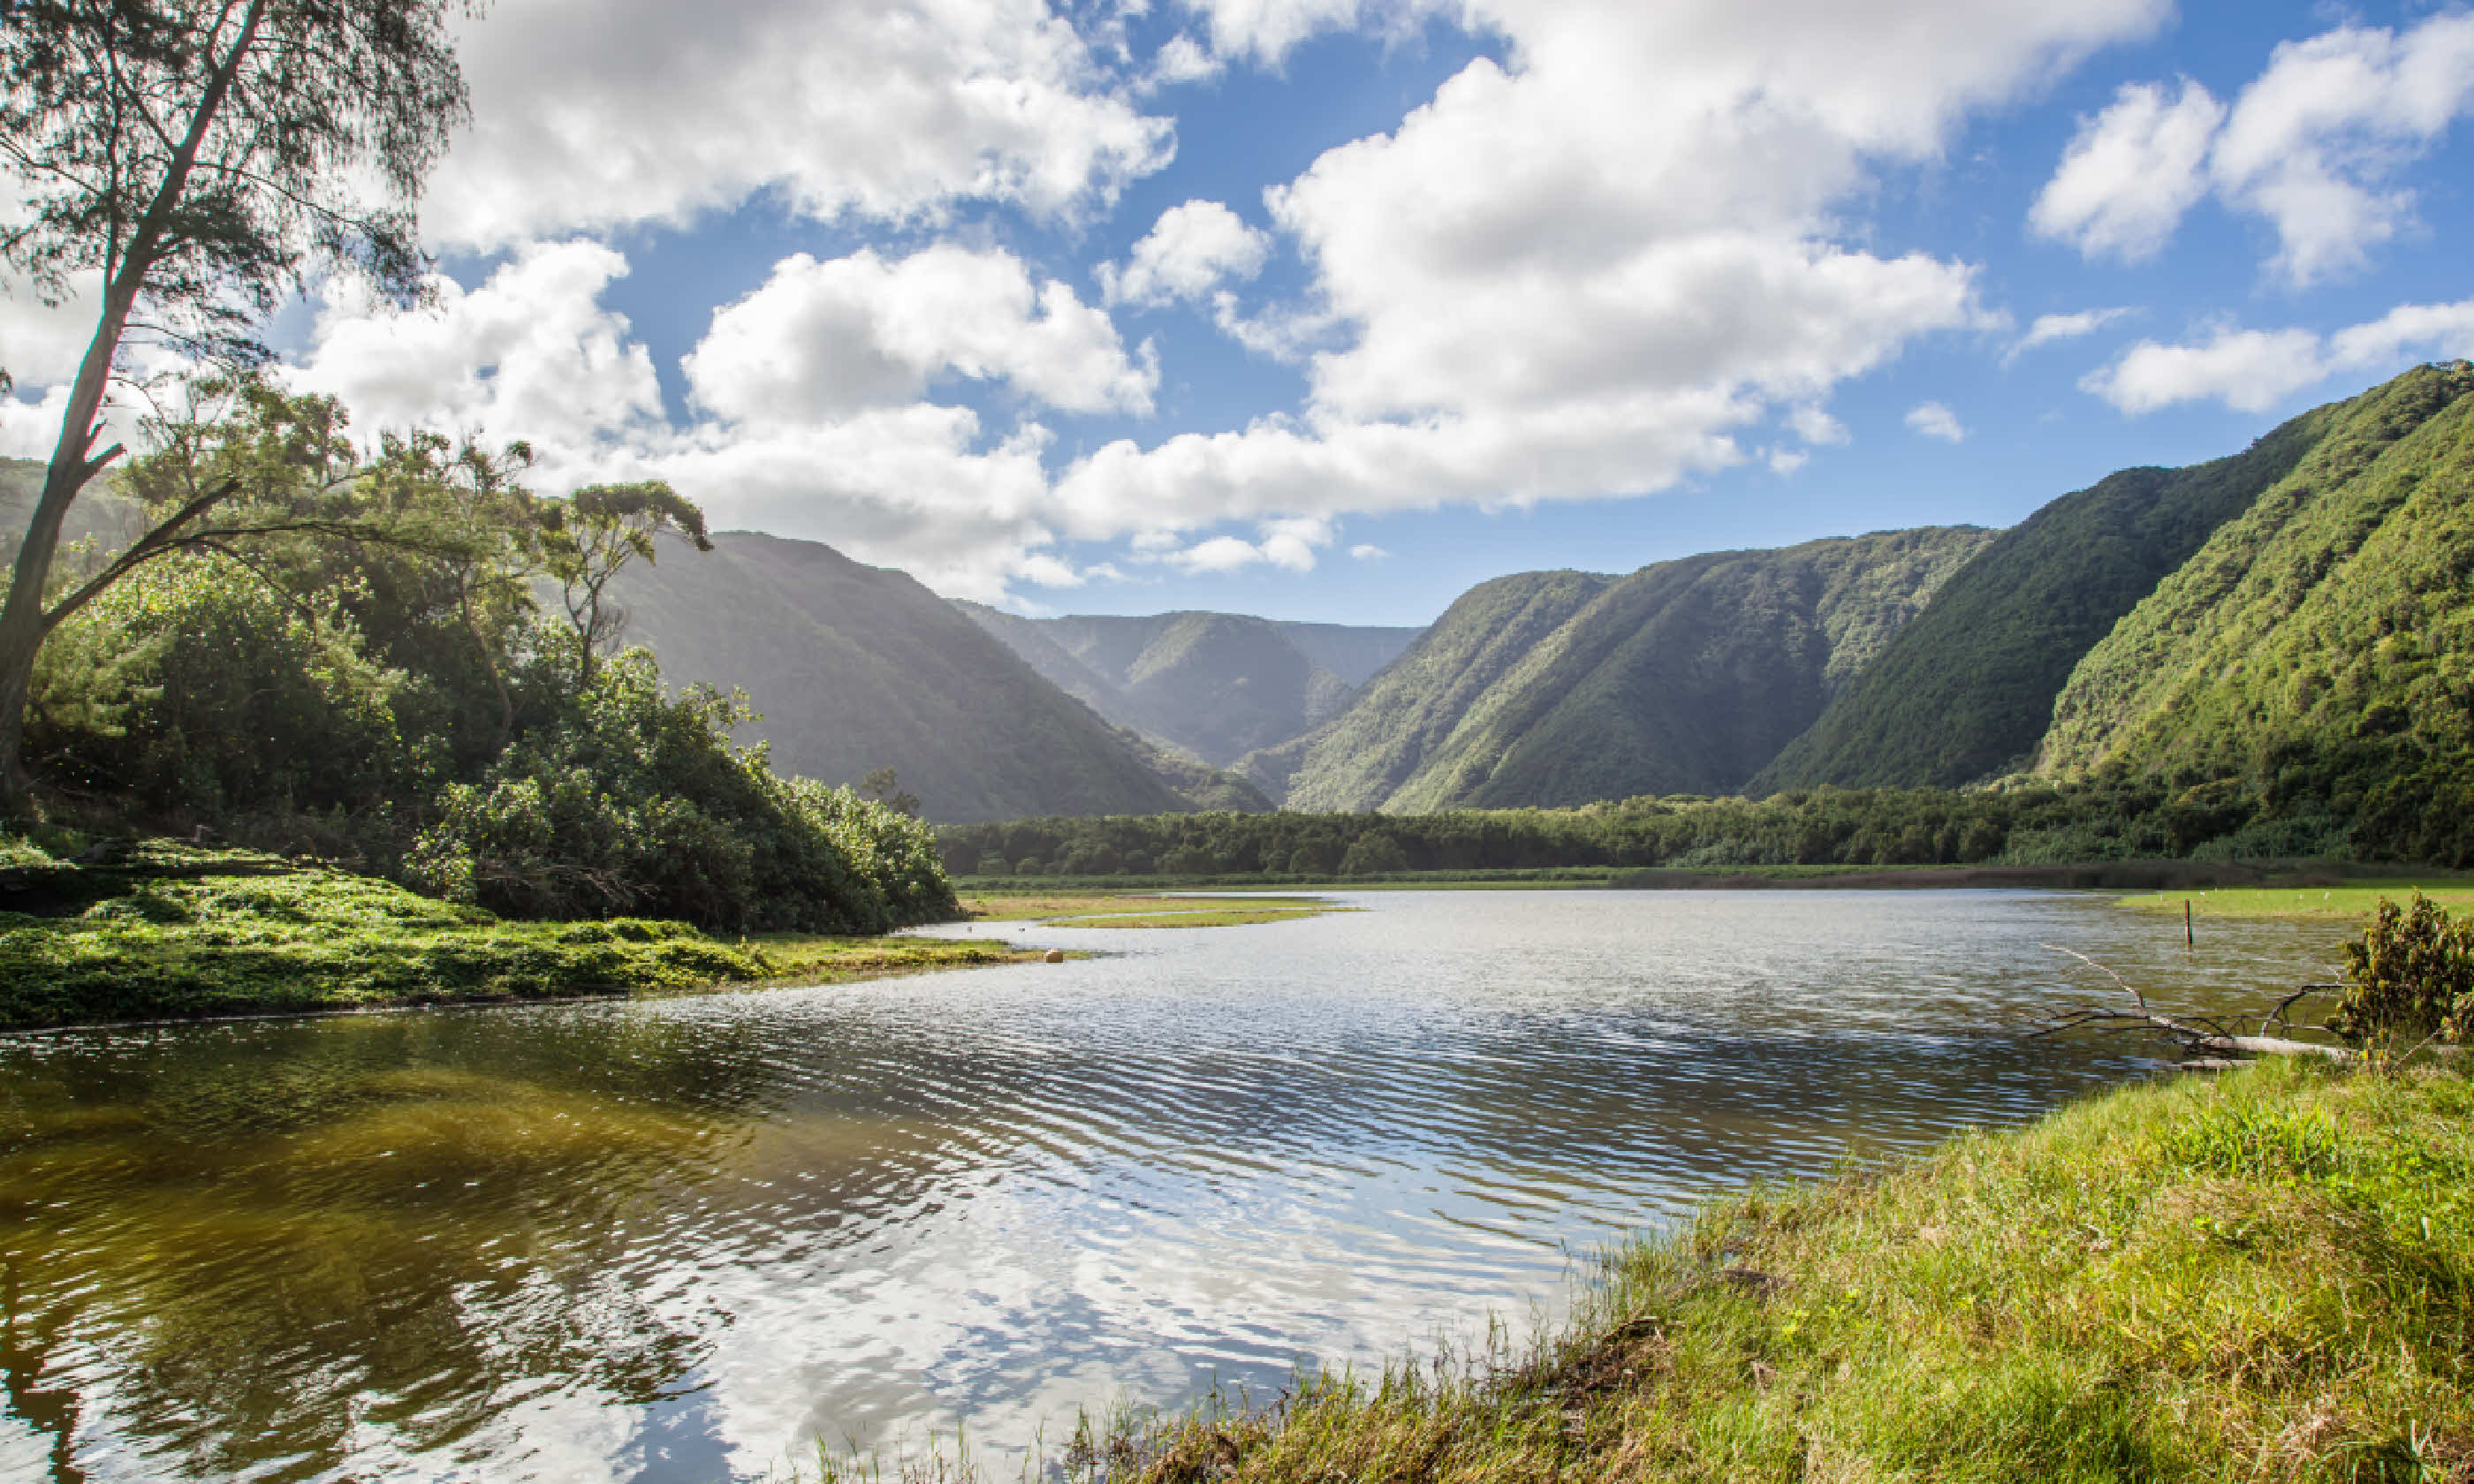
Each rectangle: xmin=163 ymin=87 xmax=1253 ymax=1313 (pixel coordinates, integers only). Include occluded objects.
xmin=2184 ymin=899 xmax=2194 ymax=949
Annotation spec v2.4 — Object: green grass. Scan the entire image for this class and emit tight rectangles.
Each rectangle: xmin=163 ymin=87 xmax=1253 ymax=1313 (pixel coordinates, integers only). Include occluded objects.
xmin=1057 ymin=907 xmax=1334 ymax=928
xmin=1066 ymin=1058 xmax=2472 ymax=1484
xmin=2121 ymin=880 xmax=2474 ymax=920
xmin=0 ymin=841 xmax=1019 ymax=1031
xmin=956 ymin=889 xmax=1342 ymax=928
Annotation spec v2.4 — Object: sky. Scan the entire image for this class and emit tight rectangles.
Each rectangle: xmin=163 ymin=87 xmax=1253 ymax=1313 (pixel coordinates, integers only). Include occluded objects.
xmin=5 ymin=0 xmax=2474 ymax=625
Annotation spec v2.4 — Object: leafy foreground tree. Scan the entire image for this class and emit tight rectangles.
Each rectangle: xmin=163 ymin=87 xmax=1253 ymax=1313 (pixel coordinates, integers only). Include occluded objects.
xmin=0 ymin=0 xmax=467 ymax=816
xmin=23 ymin=380 xmax=957 ymax=936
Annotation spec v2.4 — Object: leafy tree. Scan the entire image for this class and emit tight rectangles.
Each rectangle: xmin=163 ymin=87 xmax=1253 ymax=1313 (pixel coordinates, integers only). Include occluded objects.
xmin=0 ymin=0 xmax=468 ymax=816
xmin=538 ymin=481 xmax=712 ymax=686
xmin=861 ymin=767 xmax=922 ymax=818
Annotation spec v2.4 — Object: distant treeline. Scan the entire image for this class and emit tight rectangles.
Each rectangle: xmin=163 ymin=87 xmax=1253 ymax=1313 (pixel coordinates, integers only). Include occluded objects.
xmin=936 ymin=776 xmax=2402 ymax=879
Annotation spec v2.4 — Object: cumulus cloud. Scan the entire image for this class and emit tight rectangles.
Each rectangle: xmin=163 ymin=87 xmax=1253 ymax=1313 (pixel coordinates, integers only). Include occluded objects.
xmin=2214 ymin=13 xmax=2474 ymax=285
xmin=287 ymin=240 xmax=667 ymax=483
xmin=687 ymin=246 xmax=1157 ymax=421
xmin=1099 ymin=200 xmax=1273 ymax=307
xmin=2082 ymin=298 xmax=2474 ymax=413
xmin=2032 ymin=12 xmax=2474 ymax=284
xmin=423 ymin=0 xmax=1174 ymax=247
xmin=1155 ymin=515 xmax=1333 ymax=572
xmin=1905 ymin=401 xmax=1966 ymax=441
xmin=1348 ymin=542 xmax=1389 ymax=559
xmin=2029 ymin=81 xmax=2222 ymax=261
xmin=1032 ymin=0 xmax=2175 ymax=542
xmin=1142 ymin=34 xmax=1225 ymax=90
xmin=2007 ymin=307 xmax=2134 ymax=362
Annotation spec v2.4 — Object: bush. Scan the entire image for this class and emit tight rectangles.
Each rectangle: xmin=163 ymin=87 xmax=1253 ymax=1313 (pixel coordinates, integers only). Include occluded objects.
xmin=405 ymin=655 xmax=953 ymax=933
xmin=2328 ymin=893 xmax=2474 ymax=1046
xmin=28 ymin=561 xmax=405 ymax=814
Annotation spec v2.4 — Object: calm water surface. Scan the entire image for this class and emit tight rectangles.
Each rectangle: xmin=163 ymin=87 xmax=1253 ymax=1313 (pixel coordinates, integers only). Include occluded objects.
xmin=0 ymin=890 xmax=2350 ymax=1482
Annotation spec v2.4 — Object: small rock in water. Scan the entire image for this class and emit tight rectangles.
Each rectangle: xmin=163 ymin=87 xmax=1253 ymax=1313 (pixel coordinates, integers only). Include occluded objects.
xmin=1043 ymin=949 xmax=1066 ymax=964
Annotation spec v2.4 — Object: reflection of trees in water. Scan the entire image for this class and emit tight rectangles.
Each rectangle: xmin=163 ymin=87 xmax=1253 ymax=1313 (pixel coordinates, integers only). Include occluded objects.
xmin=0 ymin=1005 xmax=798 ymax=1481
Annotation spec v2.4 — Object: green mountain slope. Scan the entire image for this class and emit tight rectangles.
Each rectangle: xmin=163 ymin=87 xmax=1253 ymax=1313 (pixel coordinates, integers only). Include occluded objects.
xmin=957 ymin=606 xmax=1421 ymax=765
xmin=611 ymin=532 xmax=1213 ymax=822
xmin=1256 ymin=570 xmax=1611 ymax=809
xmin=1747 ymin=395 xmax=2372 ymax=792
xmin=2033 ymin=361 xmax=2474 ymax=857
xmin=1264 ymin=528 xmax=1987 ymax=812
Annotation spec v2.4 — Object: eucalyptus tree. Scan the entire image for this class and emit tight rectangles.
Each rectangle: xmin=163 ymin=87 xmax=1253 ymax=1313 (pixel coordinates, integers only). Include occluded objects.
xmin=0 ymin=0 xmax=471 ymax=815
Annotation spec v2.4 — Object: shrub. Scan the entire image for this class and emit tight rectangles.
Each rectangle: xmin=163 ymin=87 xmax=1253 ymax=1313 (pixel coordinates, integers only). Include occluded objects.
xmin=2327 ymin=893 xmax=2474 ymax=1046
xmin=28 ymin=561 xmax=405 ymax=814
xmin=405 ymin=655 xmax=954 ymax=933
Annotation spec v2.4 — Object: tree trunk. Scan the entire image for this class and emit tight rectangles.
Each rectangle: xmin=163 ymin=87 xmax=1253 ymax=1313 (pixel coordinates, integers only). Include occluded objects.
xmin=0 ymin=276 xmax=140 ymax=817
xmin=0 ymin=0 xmax=267 ymax=821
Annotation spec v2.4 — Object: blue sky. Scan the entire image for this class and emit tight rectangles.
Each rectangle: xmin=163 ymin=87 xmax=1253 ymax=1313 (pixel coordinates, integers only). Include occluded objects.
xmin=9 ymin=0 xmax=2473 ymax=626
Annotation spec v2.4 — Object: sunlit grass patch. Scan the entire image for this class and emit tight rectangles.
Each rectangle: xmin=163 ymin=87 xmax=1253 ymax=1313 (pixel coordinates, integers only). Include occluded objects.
xmin=2119 ymin=882 xmax=2474 ymax=921
xmin=0 ymin=841 xmax=1022 ymax=1030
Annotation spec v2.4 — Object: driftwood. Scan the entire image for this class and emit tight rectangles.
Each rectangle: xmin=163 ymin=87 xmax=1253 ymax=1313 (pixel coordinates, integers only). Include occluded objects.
xmin=2034 ymin=943 xmax=2356 ymax=1064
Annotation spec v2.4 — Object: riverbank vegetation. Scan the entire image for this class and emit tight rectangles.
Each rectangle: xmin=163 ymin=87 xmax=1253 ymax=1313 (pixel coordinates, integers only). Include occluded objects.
xmin=0 ymin=842 xmax=1014 ymax=1032
xmin=1069 ymin=1056 xmax=2470 ymax=1484
xmin=0 ymin=386 xmax=958 ymax=1021
xmin=937 ymin=779 xmax=2468 ymax=886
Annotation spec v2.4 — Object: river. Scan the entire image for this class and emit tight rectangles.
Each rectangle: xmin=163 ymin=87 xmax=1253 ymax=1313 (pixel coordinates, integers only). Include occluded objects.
xmin=0 ymin=889 xmax=2349 ymax=1482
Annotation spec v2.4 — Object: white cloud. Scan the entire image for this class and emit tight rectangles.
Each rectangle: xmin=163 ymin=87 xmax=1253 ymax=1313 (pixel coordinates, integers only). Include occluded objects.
xmin=2007 ymin=306 xmax=2133 ymax=362
xmin=1765 ymin=447 xmax=1810 ymax=475
xmin=424 ymin=0 xmax=1174 ymax=247
xmin=0 ymin=382 xmax=75 ymax=461
xmin=0 ymin=272 xmax=101 ymax=392
xmin=1348 ymin=542 xmax=1389 ymax=559
xmin=2082 ymin=297 xmax=2474 ymax=413
xmin=1142 ymin=34 xmax=1225 ymax=90
xmin=2032 ymin=13 xmax=2474 ymax=284
xmin=2029 ymin=80 xmax=2221 ymax=261
xmin=1099 ymin=200 xmax=1273 ymax=307
xmin=1041 ymin=0 xmax=2159 ymax=544
xmin=1904 ymin=401 xmax=1966 ymax=441
xmin=2213 ymin=13 xmax=2474 ymax=285
xmin=286 ymin=240 xmax=666 ymax=482
xmin=1787 ymin=405 xmax=1848 ymax=445
xmin=1157 ymin=515 xmax=1334 ymax=572
xmin=687 ymin=246 xmax=1157 ymax=422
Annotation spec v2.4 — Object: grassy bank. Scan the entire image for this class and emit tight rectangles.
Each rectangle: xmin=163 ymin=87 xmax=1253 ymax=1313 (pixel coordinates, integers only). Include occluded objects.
xmin=959 ymin=889 xmax=1344 ymax=928
xmin=2120 ymin=880 xmax=2474 ymax=921
xmin=0 ymin=841 xmax=1024 ymax=1032
xmin=1085 ymin=1058 xmax=2470 ymax=1483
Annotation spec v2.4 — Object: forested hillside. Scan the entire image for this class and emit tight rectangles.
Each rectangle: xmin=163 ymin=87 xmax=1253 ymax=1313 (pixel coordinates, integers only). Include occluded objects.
xmin=1748 ymin=381 xmax=2425 ymax=792
xmin=1241 ymin=569 xmax=1611 ymax=806
xmin=612 ymin=533 xmax=1251 ymax=822
xmin=2037 ymin=361 xmax=2474 ymax=859
xmin=958 ymin=604 xmax=1420 ymax=765
xmin=1263 ymin=530 xmax=1988 ymax=811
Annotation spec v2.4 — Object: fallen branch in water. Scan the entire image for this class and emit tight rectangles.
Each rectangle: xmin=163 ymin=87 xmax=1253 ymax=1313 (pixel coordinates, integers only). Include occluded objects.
xmin=2034 ymin=943 xmax=2356 ymax=1063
